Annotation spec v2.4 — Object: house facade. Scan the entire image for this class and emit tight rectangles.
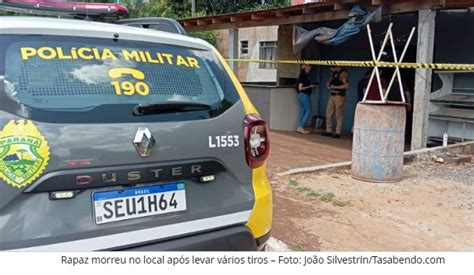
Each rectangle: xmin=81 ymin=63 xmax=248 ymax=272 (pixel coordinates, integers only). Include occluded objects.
xmin=180 ymin=0 xmax=474 ymax=149
xmin=215 ymin=26 xmax=279 ymax=83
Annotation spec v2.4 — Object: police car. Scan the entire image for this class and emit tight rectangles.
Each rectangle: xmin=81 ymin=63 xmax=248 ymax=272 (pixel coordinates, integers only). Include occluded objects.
xmin=0 ymin=0 xmax=271 ymax=251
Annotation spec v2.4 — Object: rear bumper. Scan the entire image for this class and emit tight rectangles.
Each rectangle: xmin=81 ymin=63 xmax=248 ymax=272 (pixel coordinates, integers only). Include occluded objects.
xmin=121 ymin=225 xmax=269 ymax=251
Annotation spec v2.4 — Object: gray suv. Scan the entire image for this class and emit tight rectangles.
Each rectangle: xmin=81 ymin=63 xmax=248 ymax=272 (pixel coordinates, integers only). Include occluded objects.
xmin=0 ymin=16 xmax=272 ymax=251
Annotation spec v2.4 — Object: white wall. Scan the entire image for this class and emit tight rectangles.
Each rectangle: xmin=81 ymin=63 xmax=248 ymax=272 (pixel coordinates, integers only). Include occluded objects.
xmin=215 ymin=26 xmax=278 ymax=82
xmin=240 ymin=26 xmax=278 ymax=82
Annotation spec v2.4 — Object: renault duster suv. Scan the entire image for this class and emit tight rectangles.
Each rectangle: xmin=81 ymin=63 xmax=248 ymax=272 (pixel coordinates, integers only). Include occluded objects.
xmin=0 ymin=16 xmax=271 ymax=251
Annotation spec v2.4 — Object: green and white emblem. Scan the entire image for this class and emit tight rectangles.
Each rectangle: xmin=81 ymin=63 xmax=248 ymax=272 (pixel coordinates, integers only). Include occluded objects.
xmin=0 ymin=119 xmax=50 ymax=188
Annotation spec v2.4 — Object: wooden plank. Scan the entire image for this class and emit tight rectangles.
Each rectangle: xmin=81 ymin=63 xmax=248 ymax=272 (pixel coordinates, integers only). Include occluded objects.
xmin=275 ymin=11 xmax=286 ymax=17
xmin=334 ymin=3 xmax=344 ymax=10
xmin=182 ymin=21 xmax=196 ymax=27
xmin=444 ymin=0 xmax=474 ymax=8
xmin=339 ymin=0 xmax=365 ymax=3
xmin=302 ymin=7 xmax=318 ymax=14
xmin=184 ymin=9 xmax=349 ymax=31
xmin=181 ymin=0 xmax=447 ymax=32
xmin=302 ymin=4 xmax=336 ymax=14
xmin=384 ymin=0 xmax=444 ymax=13
xmin=212 ymin=17 xmax=228 ymax=24
xmin=196 ymin=19 xmax=210 ymax=26
xmin=251 ymin=14 xmax=266 ymax=20
xmin=230 ymin=16 xmax=244 ymax=22
xmin=235 ymin=10 xmax=348 ymax=28
xmin=184 ymin=22 xmax=235 ymax=32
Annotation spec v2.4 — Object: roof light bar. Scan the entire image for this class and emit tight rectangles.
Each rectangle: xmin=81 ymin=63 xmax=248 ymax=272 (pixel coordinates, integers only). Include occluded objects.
xmin=0 ymin=0 xmax=128 ymax=18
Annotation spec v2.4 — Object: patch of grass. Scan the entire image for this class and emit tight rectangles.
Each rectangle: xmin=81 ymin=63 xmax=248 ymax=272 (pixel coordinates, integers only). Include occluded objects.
xmin=320 ymin=192 xmax=336 ymax=202
xmin=289 ymin=179 xmax=300 ymax=187
xmin=308 ymin=191 xmax=321 ymax=197
xmin=289 ymin=179 xmax=332 ymax=200
xmin=290 ymin=244 xmax=305 ymax=251
xmin=296 ymin=187 xmax=312 ymax=193
xmin=334 ymin=200 xmax=350 ymax=207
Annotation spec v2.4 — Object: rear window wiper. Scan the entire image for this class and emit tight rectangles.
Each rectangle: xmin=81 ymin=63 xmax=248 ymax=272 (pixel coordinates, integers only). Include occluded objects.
xmin=132 ymin=101 xmax=212 ymax=116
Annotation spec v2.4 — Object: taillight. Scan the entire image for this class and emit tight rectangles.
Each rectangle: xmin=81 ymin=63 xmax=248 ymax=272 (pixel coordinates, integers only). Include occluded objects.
xmin=243 ymin=114 xmax=270 ymax=169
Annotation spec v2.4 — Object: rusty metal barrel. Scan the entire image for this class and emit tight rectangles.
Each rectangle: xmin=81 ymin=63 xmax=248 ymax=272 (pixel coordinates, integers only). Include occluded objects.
xmin=351 ymin=103 xmax=406 ymax=182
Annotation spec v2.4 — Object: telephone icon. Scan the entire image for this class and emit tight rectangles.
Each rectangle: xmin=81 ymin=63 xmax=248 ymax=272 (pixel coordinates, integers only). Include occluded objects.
xmin=108 ymin=68 xmax=145 ymax=80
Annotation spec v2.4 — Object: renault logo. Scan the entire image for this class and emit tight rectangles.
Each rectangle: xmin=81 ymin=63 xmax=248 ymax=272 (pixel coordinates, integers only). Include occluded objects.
xmin=133 ymin=127 xmax=156 ymax=157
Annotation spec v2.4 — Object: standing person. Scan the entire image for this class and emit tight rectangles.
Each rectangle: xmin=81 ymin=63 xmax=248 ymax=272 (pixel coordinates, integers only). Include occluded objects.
xmin=296 ymin=64 xmax=315 ymax=134
xmin=322 ymin=66 xmax=349 ymax=138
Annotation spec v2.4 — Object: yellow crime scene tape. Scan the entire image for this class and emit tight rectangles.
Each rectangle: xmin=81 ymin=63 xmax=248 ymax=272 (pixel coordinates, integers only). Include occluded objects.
xmin=225 ymin=58 xmax=474 ymax=71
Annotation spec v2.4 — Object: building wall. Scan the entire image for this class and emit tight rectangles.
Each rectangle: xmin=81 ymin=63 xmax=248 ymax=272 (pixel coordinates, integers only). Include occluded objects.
xmin=276 ymin=24 xmax=301 ymax=85
xmin=244 ymin=85 xmax=306 ymax=131
xmin=214 ymin=29 xmax=229 ymax=58
xmin=427 ymin=10 xmax=474 ymax=141
xmin=215 ymin=26 xmax=278 ymax=83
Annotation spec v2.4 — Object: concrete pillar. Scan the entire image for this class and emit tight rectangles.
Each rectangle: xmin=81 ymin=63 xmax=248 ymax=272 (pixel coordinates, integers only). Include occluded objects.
xmin=276 ymin=25 xmax=300 ymax=85
xmin=228 ymin=28 xmax=239 ymax=76
xmin=411 ymin=10 xmax=436 ymax=150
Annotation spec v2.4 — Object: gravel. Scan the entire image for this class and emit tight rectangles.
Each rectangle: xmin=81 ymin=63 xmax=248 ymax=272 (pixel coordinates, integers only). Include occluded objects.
xmin=408 ymin=157 xmax=473 ymax=186
xmin=265 ymin=237 xmax=293 ymax=252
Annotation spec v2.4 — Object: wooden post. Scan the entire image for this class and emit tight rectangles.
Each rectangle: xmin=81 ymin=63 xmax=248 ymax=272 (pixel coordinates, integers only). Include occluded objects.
xmin=411 ymin=9 xmax=436 ymax=150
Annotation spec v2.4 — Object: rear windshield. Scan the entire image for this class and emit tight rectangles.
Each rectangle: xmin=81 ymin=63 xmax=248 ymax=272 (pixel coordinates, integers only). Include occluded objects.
xmin=0 ymin=35 xmax=240 ymax=123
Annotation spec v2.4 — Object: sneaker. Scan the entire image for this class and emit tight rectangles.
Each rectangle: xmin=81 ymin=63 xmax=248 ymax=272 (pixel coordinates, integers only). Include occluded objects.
xmin=332 ymin=134 xmax=341 ymax=138
xmin=321 ymin=132 xmax=332 ymax=137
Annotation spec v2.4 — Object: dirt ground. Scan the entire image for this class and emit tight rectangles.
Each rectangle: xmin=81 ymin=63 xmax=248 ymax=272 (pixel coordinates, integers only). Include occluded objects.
xmin=267 ymin=130 xmax=352 ymax=175
xmin=270 ymin=159 xmax=474 ymax=251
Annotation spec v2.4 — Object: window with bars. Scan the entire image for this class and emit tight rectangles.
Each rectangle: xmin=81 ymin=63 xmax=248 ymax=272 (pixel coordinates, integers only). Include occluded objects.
xmin=240 ymin=40 xmax=248 ymax=56
xmin=258 ymin=41 xmax=277 ymax=69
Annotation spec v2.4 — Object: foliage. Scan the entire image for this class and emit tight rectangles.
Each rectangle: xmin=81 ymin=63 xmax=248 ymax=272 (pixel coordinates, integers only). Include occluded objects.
xmin=188 ymin=31 xmax=217 ymax=46
xmin=198 ymin=0 xmax=290 ymax=15
xmin=320 ymin=192 xmax=336 ymax=202
xmin=296 ymin=187 xmax=312 ymax=193
xmin=289 ymin=179 xmax=300 ymax=187
xmin=119 ymin=0 xmax=176 ymax=18
xmin=0 ymin=0 xmax=289 ymax=45
xmin=1 ymin=0 xmax=290 ymax=17
xmin=117 ymin=0 xmax=290 ymax=18
xmin=334 ymin=200 xmax=350 ymax=207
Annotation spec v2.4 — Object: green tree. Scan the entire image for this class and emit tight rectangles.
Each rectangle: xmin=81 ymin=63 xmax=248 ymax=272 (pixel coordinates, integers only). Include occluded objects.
xmin=120 ymin=0 xmax=176 ymax=18
xmin=188 ymin=30 xmax=217 ymax=46
xmin=195 ymin=0 xmax=290 ymax=15
xmin=117 ymin=0 xmax=289 ymax=18
xmin=1 ymin=0 xmax=289 ymax=45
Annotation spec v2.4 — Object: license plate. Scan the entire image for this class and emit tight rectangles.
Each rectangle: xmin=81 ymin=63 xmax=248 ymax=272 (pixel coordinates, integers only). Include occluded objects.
xmin=92 ymin=182 xmax=186 ymax=225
